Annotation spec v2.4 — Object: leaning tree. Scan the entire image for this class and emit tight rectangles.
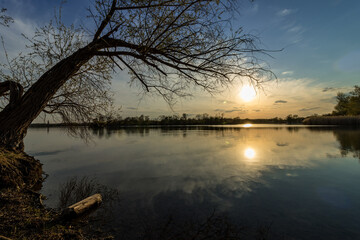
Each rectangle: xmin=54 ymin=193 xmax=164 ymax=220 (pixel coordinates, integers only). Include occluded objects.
xmin=0 ymin=0 xmax=273 ymax=151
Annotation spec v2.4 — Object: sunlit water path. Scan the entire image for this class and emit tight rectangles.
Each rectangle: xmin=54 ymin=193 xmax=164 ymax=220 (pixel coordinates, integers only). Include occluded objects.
xmin=24 ymin=125 xmax=360 ymax=239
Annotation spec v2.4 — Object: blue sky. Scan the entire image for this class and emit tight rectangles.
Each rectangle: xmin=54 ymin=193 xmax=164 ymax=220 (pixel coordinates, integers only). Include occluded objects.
xmin=1 ymin=0 xmax=359 ymax=118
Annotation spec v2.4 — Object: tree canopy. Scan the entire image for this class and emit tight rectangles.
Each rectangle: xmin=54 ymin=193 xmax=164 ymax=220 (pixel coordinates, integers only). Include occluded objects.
xmin=0 ymin=0 xmax=274 ymax=150
xmin=1 ymin=14 xmax=113 ymax=124
xmin=333 ymin=86 xmax=360 ymax=116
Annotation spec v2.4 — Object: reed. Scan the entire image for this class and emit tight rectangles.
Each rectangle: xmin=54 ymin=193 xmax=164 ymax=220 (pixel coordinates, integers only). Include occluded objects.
xmin=303 ymin=116 xmax=360 ymax=126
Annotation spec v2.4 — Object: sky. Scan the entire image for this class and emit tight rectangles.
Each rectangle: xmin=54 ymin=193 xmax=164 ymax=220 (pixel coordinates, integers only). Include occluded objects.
xmin=1 ymin=0 xmax=360 ymax=119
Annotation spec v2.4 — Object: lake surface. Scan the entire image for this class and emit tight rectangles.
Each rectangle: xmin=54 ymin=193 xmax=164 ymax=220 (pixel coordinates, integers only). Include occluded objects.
xmin=24 ymin=125 xmax=360 ymax=239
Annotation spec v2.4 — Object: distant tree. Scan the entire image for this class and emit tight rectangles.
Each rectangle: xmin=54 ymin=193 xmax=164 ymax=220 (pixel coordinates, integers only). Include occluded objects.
xmin=0 ymin=0 xmax=273 ymax=151
xmin=348 ymin=86 xmax=360 ymax=115
xmin=181 ymin=113 xmax=187 ymax=121
xmin=333 ymin=92 xmax=350 ymax=115
xmin=333 ymin=86 xmax=360 ymax=116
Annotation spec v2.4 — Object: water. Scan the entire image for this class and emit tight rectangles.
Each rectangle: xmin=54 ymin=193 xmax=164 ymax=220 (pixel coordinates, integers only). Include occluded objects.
xmin=24 ymin=125 xmax=360 ymax=239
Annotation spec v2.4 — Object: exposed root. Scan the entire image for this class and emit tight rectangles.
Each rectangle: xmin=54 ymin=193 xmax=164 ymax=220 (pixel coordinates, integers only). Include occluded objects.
xmin=0 ymin=148 xmax=43 ymax=190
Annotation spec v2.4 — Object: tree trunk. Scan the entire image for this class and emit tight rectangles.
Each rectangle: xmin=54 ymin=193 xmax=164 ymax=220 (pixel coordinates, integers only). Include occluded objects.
xmin=0 ymin=43 xmax=98 ymax=151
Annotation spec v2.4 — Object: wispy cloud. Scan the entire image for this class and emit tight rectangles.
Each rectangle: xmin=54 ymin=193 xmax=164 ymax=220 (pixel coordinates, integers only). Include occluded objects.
xmin=0 ymin=17 xmax=38 ymax=58
xmin=217 ymin=100 xmax=235 ymax=104
xmin=319 ymin=97 xmax=337 ymax=104
xmin=276 ymin=8 xmax=305 ymax=44
xmin=225 ymin=109 xmax=248 ymax=113
xmin=255 ymin=77 xmax=339 ymax=117
xmin=127 ymin=107 xmax=137 ymax=110
xmin=214 ymin=107 xmax=247 ymax=114
xmin=299 ymin=107 xmax=320 ymax=112
xmin=322 ymin=87 xmax=335 ymax=92
xmin=288 ymin=26 xmax=303 ymax=33
xmin=285 ymin=24 xmax=305 ymax=43
xmin=281 ymin=71 xmax=294 ymax=75
xmin=274 ymin=100 xmax=288 ymax=104
xmin=277 ymin=8 xmax=294 ymax=17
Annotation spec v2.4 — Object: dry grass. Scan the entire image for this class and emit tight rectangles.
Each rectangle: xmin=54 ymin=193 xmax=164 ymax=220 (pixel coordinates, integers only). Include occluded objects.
xmin=0 ymin=149 xmax=43 ymax=189
xmin=0 ymin=188 xmax=115 ymax=240
xmin=0 ymin=150 xmax=113 ymax=240
xmin=0 ymin=189 xmax=79 ymax=240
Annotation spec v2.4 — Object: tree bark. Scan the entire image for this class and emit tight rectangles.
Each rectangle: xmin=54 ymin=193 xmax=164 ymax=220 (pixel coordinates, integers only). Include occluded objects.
xmin=0 ymin=42 xmax=99 ymax=151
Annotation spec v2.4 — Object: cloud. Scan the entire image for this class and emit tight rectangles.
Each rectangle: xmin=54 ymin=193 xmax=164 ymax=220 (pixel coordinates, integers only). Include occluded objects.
xmin=259 ymin=77 xmax=338 ymax=117
xmin=285 ymin=24 xmax=305 ymax=43
xmin=0 ymin=17 xmax=38 ymax=59
xmin=214 ymin=108 xmax=247 ymax=114
xmin=274 ymin=100 xmax=288 ymax=104
xmin=319 ymin=97 xmax=337 ymax=103
xmin=299 ymin=107 xmax=320 ymax=112
xmin=127 ymin=107 xmax=137 ymax=110
xmin=225 ymin=109 xmax=248 ymax=114
xmin=322 ymin=87 xmax=335 ymax=92
xmin=253 ymin=109 xmax=261 ymax=112
xmin=277 ymin=13 xmax=305 ymax=44
xmin=217 ymin=100 xmax=235 ymax=104
xmin=277 ymin=8 xmax=293 ymax=17
xmin=281 ymin=71 xmax=294 ymax=75
xmin=288 ymin=26 xmax=303 ymax=33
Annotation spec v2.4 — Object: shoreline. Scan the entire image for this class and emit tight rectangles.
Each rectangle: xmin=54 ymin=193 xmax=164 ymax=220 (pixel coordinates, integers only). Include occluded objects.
xmin=0 ymin=149 xmax=112 ymax=240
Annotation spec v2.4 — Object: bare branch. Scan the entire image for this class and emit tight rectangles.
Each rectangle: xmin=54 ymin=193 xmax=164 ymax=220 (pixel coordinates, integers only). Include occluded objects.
xmin=116 ymin=56 xmax=150 ymax=92
xmin=93 ymin=0 xmax=117 ymax=40
xmin=0 ymin=8 xmax=13 ymax=27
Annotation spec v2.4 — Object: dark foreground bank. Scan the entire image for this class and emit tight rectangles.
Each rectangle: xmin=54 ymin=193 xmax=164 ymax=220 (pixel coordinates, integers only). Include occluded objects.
xmin=0 ymin=149 xmax=112 ymax=240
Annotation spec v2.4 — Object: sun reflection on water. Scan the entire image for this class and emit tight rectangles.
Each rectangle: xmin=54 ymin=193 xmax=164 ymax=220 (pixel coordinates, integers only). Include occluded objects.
xmin=243 ymin=123 xmax=252 ymax=128
xmin=244 ymin=147 xmax=256 ymax=159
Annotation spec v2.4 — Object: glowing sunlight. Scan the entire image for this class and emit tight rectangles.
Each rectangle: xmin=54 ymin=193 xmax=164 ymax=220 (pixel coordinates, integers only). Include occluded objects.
xmin=239 ymin=85 xmax=256 ymax=102
xmin=243 ymin=123 xmax=252 ymax=128
xmin=244 ymin=147 xmax=256 ymax=159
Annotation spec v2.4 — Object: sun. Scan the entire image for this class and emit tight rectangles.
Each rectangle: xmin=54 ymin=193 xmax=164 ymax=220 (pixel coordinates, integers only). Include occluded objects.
xmin=239 ymin=85 xmax=257 ymax=102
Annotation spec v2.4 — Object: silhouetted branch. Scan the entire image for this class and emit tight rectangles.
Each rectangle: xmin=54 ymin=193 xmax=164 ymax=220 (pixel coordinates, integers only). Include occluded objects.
xmin=0 ymin=80 xmax=24 ymax=107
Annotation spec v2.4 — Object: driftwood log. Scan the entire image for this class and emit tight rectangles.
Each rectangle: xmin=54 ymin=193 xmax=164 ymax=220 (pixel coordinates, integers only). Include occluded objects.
xmin=62 ymin=193 xmax=102 ymax=219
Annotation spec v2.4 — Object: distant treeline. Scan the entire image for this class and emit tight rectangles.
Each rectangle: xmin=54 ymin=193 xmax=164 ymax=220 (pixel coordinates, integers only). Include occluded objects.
xmin=89 ymin=113 xmax=305 ymax=128
xmin=303 ymin=116 xmax=360 ymax=126
xmin=30 ymin=114 xmax=306 ymax=128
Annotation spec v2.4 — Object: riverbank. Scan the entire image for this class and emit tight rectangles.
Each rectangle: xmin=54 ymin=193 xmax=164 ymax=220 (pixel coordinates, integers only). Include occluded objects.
xmin=0 ymin=149 xmax=112 ymax=240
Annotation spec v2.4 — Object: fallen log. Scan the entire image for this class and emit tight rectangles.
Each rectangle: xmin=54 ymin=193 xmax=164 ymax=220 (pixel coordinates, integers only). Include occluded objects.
xmin=62 ymin=193 xmax=102 ymax=219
